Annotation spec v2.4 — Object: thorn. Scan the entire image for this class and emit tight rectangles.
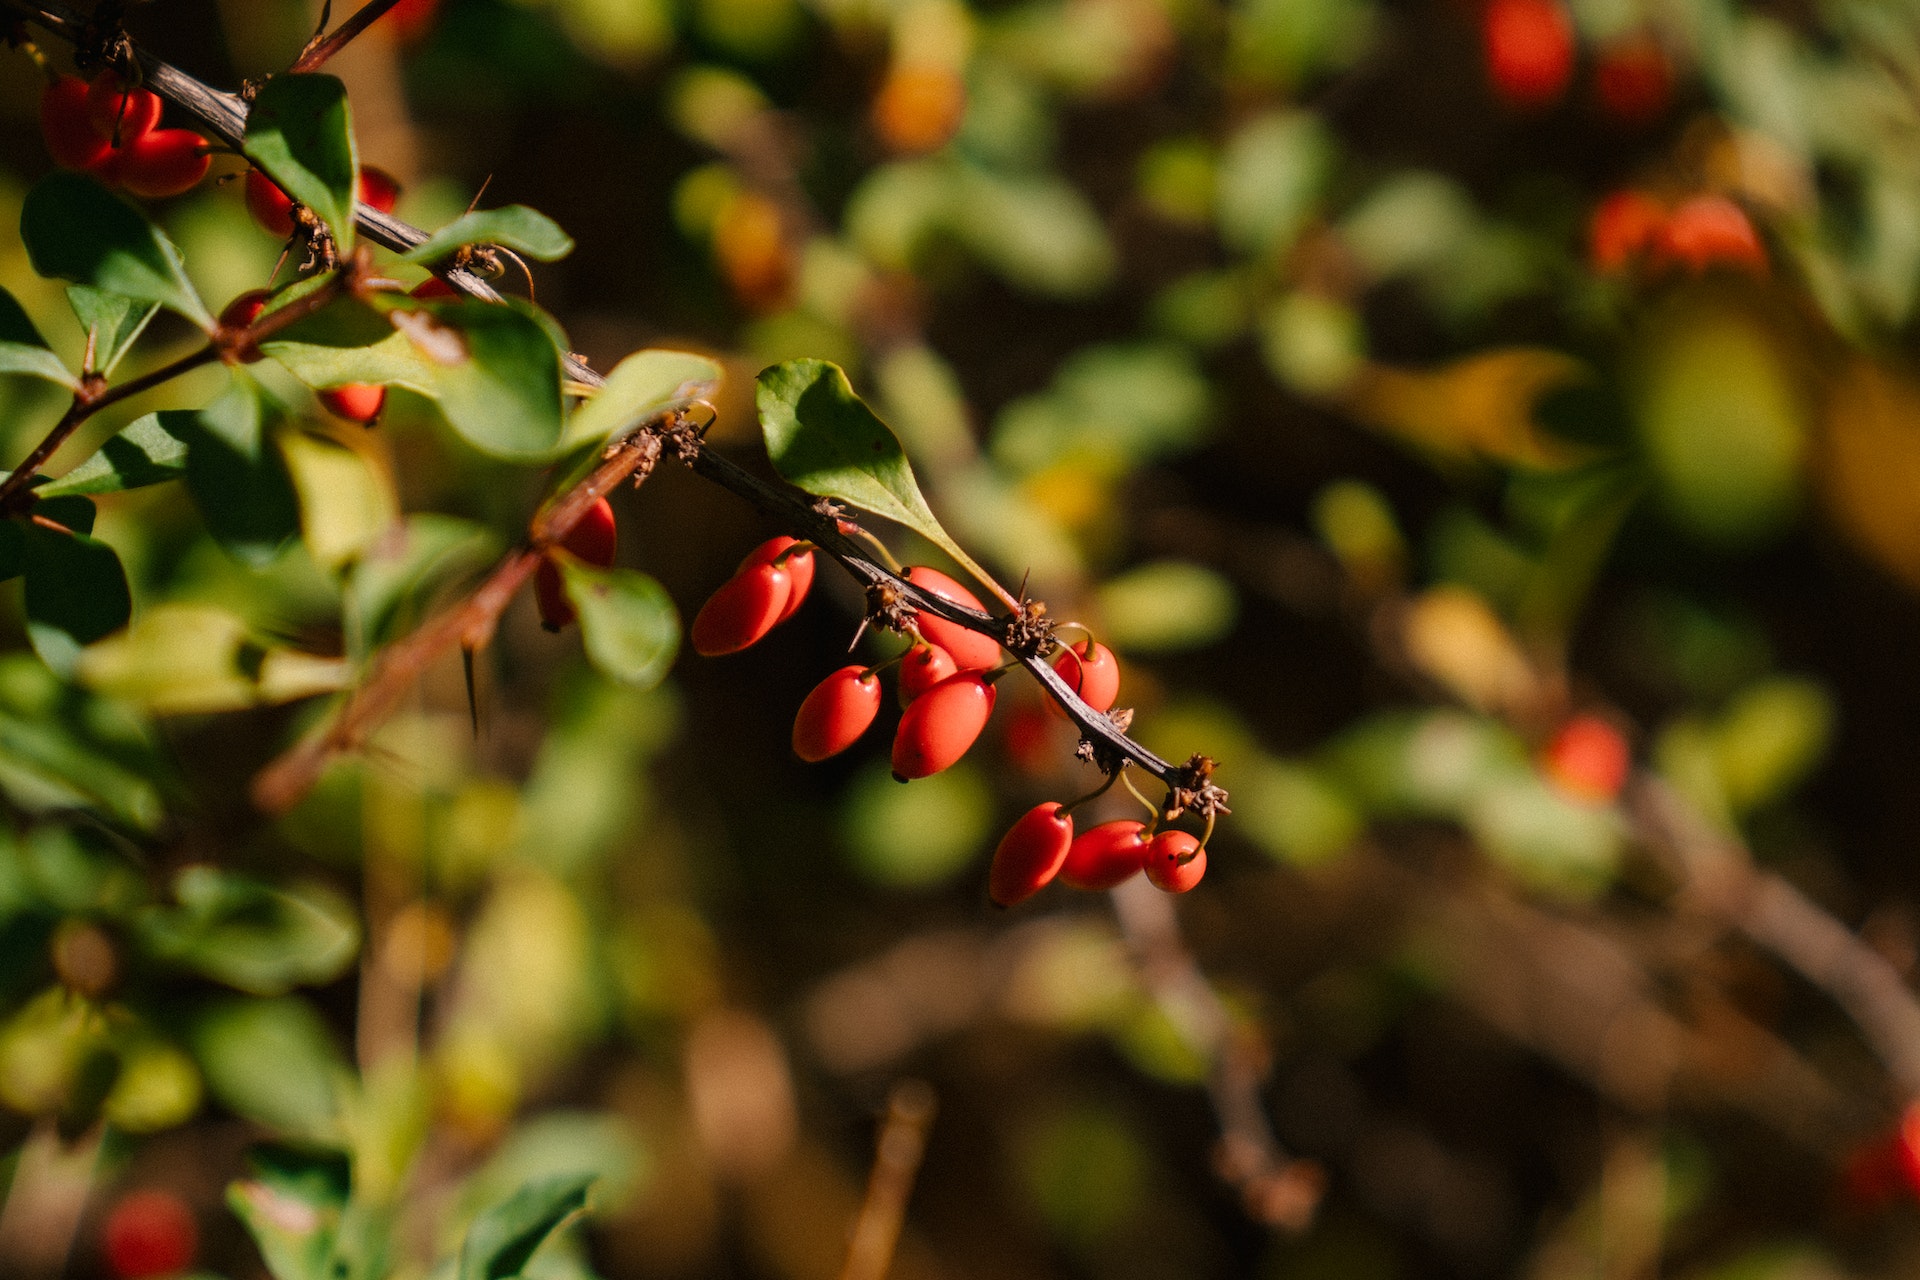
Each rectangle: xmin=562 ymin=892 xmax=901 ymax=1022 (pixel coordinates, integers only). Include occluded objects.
xmin=462 ymin=643 xmax=481 ymax=739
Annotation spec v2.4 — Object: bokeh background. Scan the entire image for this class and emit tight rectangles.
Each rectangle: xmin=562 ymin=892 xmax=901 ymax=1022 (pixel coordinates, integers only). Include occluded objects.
xmin=7 ymin=0 xmax=1920 ymax=1275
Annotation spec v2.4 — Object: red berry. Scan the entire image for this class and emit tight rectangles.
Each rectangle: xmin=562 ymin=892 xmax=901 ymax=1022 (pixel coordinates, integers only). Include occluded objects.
xmin=1844 ymin=1132 xmax=1908 ymax=1212
xmin=1541 ymin=713 xmax=1631 ymax=803
xmin=1593 ymin=34 xmax=1672 ymax=125
xmin=1059 ymin=819 xmax=1149 ymax=890
xmin=1652 ymin=195 xmax=1766 ymax=275
xmin=1483 ymin=0 xmax=1575 ymax=110
xmin=318 ymin=383 xmax=387 ymax=425
xmin=388 ymin=0 xmax=443 ymax=41
xmin=1046 ymin=639 xmax=1121 ymax=719
xmin=85 ymin=71 xmax=162 ymax=144
xmin=903 ymin=566 xmax=1002 ymax=671
xmin=988 ymin=801 xmax=1075 ymax=907
xmin=42 ymin=76 xmax=113 ymax=171
xmin=114 ymin=129 xmax=210 ymax=198
xmin=740 ymin=536 xmax=815 ymax=624
xmin=219 ymin=290 xmax=273 ymax=363
xmin=692 ymin=561 xmax=792 ymax=656
xmin=1895 ymin=1104 xmax=1920 ymax=1202
xmin=1144 ymin=830 xmax=1206 ymax=893
xmin=412 ymin=277 xmax=459 ymax=300
xmin=891 ymin=671 xmax=996 ymax=779
xmin=793 ymin=665 xmax=883 ymax=761
xmin=1588 ymin=189 xmax=1667 ymax=274
xmin=900 ymin=643 xmax=957 ymax=701
xmin=103 ymin=1189 xmax=197 ymax=1279
xmin=533 ymin=498 xmax=618 ymax=633
xmin=246 ymin=168 xmax=296 ymax=239
xmin=358 ymin=165 xmax=401 ymax=214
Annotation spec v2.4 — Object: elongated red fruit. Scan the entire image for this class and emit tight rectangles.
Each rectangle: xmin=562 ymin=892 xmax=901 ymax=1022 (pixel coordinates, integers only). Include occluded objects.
xmin=535 ymin=496 xmax=619 ymax=631
xmin=1047 ymin=639 xmax=1120 ymax=719
xmin=741 ymin=536 xmax=815 ymax=624
xmin=1483 ymin=0 xmax=1574 ymax=109
xmin=1588 ymin=190 xmax=1666 ymax=275
xmin=899 ymin=643 xmax=956 ymax=702
xmin=904 ymin=566 xmax=1002 ymax=671
xmin=989 ymin=802 xmax=1074 ymax=907
xmin=794 ymin=665 xmax=883 ymax=761
xmin=86 ymin=71 xmax=162 ymax=143
xmin=318 ymin=383 xmax=387 ymax=425
xmin=692 ymin=561 xmax=792 ymax=656
xmin=116 ymin=129 xmax=210 ymax=198
xmin=1144 ymin=830 xmax=1206 ymax=893
xmin=42 ymin=76 xmax=112 ymax=171
xmin=1653 ymin=196 xmax=1766 ymax=275
xmin=358 ymin=165 xmax=401 ymax=214
xmin=412 ymin=277 xmax=458 ymax=300
xmin=1059 ymin=819 xmax=1149 ymax=890
xmin=246 ymin=169 xmax=296 ymax=238
xmin=103 ymin=1188 xmax=197 ymax=1279
xmin=891 ymin=671 xmax=995 ymax=779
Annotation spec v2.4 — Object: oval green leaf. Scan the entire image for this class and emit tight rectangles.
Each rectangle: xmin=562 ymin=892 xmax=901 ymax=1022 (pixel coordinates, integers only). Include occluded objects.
xmin=21 ymin=173 xmax=211 ymax=328
xmin=0 ymin=286 xmax=74 ymax=388
xmin=40 ymin=414 xmax=190 ymax=498
xmin=459 ymin=1172 xmax=596 ymax=1280
xmin=563 ymin=348 xmax=722 ymax=450
xmin=402 ymin=206 xmax=576 ymax=266
xmin=559 ymin=562 xmax=680 ymax=689
xmin=22 ymin=519 xmax=131 ymax=676
xmin=245 ymin=74 xmax=358 ymax=253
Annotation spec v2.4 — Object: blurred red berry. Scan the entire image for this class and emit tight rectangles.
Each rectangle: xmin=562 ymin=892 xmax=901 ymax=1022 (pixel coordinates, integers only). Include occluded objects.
xmin=535 ymin=496 xmax=619 ymax=632
xmin=318 ymin=383 xmax=387 ymax=425
xmin=218 ymin=290 xmax=273 ymax=363
xmin=85 ymin=70 xmax=162 ymax=143
xmin=358 ymin=165 xmax=401 ymax=214
xmin=1060 ymin=819 xmax=1149 ymax=890
xmin=1483 ymin=0 xmax=1575 ymax=110
xmin=1144 ymin=830 xmax=1207 ymax=893
xmin=412 ymin=277 xmax=459 ymax=300
xmin=988 ymin=802 xmax=1075 ymax=906
xmin=892 ymin=671 xmax=995 ymax=779
xmin=1542 ymin=714 xmax=1631 ymax=803
xmin=903 ymin=566 xmax=1003 ymax=671
xmin=793 ymin=665 xmax=883 ymax=761
xmin=1593 ymin=34 xmax=1673 ymax=125
xmin=1653 ymin=195 xmax=1767 ymax=275
xmin=1589 ymin=189 xmax=1667 ymax=274
xmin=388 ymin=0 xmax=443 ymax=42
xmin=41 ymin=76 xmax=113 ymax=171
xmin=103 ymin=1189 xmax=196 ymax=1279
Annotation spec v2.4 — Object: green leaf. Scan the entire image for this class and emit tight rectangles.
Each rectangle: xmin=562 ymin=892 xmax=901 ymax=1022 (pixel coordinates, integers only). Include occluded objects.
xmin=558 ymin=562 xmax=679 ymax=689
xmin=0 ymin=286 xmax=75 ymax=388
xmin=757 ymin=359 xmax=979 ymax=573
xmin=402 ymin=206 xmax=575 ymax=265
xmin=139 ymin=867 xmax=360 ymax=995
xmin=261 ymin=292 xmax=442 ymax=394
xmin=245 ymin=74 xmax=358 ymax=252
xmin=458 ymin=1173 xmax=595 ymax=1280
xmin=396 ymin=300 xmax=566 ymax=459
xmin=22 ymin=518 xmax=131 ymax=676
xmin=194 ymin=997 xmax=346 ymax=1136
xmin=562 ymin=349 xmax=722 ymax=450
xmin=0 ymin=521 xmax=22 ymax=583
xmin=67 ymin=285 xmax=158 ymax=376
xmin=39 ymin=414 xmax=189 ymax=497
xmin=21 ymin=173 xmax=211 ymax=328
xmin=1095 ymin=561 xmax=1238 ymax=653
xmin=166 ymin=382 xmax=301 ymax=567
xmin=345 ymin=515 xmax=500 ymax=657
xmin=228 ymin=1144 xmax=350 ymax=1280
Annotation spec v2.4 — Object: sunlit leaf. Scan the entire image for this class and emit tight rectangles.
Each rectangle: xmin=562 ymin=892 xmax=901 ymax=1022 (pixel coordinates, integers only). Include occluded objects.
xmin=194 ymin=998 xmax=346 ymax=1137
xmin=458 ymin=1172 xmax=595 ymax=1280
xmin=563 ymin=349 xmax=722 ymax=450
xmin=1347 ymin=349 xmax=1589 ymax=468
xmin=246 ymin=74 xmax=359 ymax=252
xmin=345 ymin=515 xmax=499 ymax=656
xmin=0 ymin=286 xmax=75 ymax=388
xmin=1096 ymin=561 xmax=1237 ymax=653
xmin=66 ymin=285 xmax=157 ymax=377
xmin=280 ymin=430 xmax=397 ymax=572
xmin=39 ymin=414 xmax=189 ymax=497
xmin=22 ymin=173 xmax=211 ymax=327
xmin=403 ymin=206 xmax=575 ymax=265
xmin=558 ymin=562 xmax=680 ymax=689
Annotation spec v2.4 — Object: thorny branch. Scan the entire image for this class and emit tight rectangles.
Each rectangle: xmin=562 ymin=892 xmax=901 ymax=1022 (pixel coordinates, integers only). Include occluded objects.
xmin=289 ymin=0 xmax=407 ymax=74
xmin=0 ymin=0 xmax=1203 ymax=810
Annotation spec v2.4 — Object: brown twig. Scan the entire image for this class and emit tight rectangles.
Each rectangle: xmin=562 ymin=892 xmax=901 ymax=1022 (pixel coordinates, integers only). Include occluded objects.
xmin=290 ymin=0 xmax=407 ymax=73
xmin=838 ymin=1080 xmax=937 ymax=1280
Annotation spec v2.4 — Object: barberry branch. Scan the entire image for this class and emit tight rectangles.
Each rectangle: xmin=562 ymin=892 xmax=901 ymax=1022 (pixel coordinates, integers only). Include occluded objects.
xmin=289 ymin=0 xmax=407 ymax=74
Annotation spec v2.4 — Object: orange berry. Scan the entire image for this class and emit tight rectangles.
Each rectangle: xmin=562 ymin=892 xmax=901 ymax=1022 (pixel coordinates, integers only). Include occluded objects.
xmin=903 ymin=566 xmax=1002 ymax=671
xmin=988 ymin=801 xmax=1075 ymax=906
xmin=793 ymin=665 xmax=883 ymax=761
xmin=872 ymin=64 xmax=967 ymax=155
xmin=1144 ymin=830 xmax=1206 ymax=893
xmin=1483 ymin=0 xmax=1575 ymax=110
xmin=1060 ymin=819 xmax=1149 ymax=890
xmin=891 ymin=671 xmax=995 ymax=779
xmin=1541 ymin=714 xmax=1631 ymax=803
xmin=318 ymin=383 xmax=387 ymax=425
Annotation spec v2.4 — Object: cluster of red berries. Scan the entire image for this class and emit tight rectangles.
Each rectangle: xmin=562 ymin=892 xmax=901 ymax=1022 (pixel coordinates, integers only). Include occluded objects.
xmin=1588 ymin=190 xmax=1767 ymax=277
xmin=695 ymin=542 xmax=1211 ymax=905
xmin=1480 ymin=0 xmax=1674 ymax=122
xmin=39 ymin=71 xmax=211 ymax=198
